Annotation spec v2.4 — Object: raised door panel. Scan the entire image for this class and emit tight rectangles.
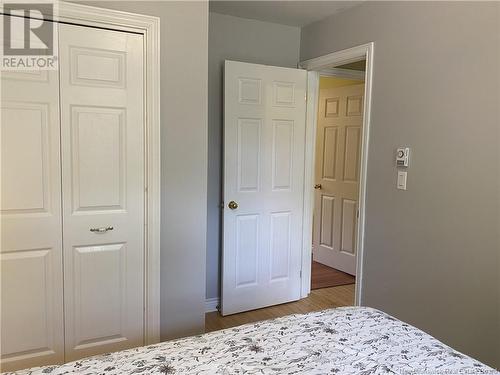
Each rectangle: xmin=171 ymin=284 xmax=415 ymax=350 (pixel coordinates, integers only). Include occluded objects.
xmin=346 ymin=95 xmax=363 ymax=116
xmin=71 ymin=244 xmax=127 ymax=350
xmin=341 ymin=199 xmax=357 ymax=254
xmin=343 ymin=127 xmax=361 ymax=182
xmin=322 ymin=127 xmax=338 ymax=181
xmin=1 ymin=250 xmax=57 ymax=364
xmin=273 ymin=81 xmax=295 ymax=107
xmin=238 ymin=78 xmax=261 ymax=105
xmin=71 ymin=106 xmax=125 ymax=213
xmin=235 ymin=214 xmax=259 ymax=287
xmin=272 ymin=120 xmax=293 ymax=191
xmin=59 ymin=24 xmax=144 ymax=361
xmin=70 ymin=47 xmax=126 ymax=88
xmin=320 ymin=195 xmax=335 ymax=249
xmin=325 ymin=97 xmax=339 ymax=117
xmin=1 ymin=102 xmax=48 ymax=213
xmin=237 ymin=119 xmax=261 ymax=192
xmin=269 ymin=212 xmax=291 ymax=282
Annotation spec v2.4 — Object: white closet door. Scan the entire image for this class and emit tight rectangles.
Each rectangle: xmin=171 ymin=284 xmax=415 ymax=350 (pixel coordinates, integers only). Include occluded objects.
xmin=0 ymin=25 xmax=64 ymax=371
xmin=58 ymin=24 xmax=145 ymax=361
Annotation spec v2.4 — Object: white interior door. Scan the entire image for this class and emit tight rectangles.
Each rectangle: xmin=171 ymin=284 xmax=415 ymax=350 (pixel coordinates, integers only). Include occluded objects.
xmin=0 ymin=25 xmax=64 ymax=372
xmin=222 ymin=61 xmax=307 ymax=315
xmin=312 ymin=83 xmax=364 ymax=275
xmin=59 ymin=24 xmax=145 ymax=361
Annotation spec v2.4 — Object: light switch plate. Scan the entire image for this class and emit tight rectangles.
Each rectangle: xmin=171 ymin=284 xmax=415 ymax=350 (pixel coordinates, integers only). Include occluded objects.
xmin=397 ymin=171 xmax=407 ymax=190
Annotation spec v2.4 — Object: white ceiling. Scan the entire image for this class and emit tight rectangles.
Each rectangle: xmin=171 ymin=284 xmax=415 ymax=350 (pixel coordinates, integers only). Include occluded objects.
xmin=209 ymin=1 xmax=363 ymax=27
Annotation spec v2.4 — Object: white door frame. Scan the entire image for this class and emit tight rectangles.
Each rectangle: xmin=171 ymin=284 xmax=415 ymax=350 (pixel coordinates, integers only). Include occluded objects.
xmin=299 ymin=43 xmax=374 ymax=306
xmin=11 ymin=2 xmax=162 ymax=344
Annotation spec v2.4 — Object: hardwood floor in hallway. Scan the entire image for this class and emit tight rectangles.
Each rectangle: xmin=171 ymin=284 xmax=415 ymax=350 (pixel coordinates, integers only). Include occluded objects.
xmin=311 ymin=261 xmax=355 ymax=290
xmin=205 ymin=284 xmax=355 ymax=333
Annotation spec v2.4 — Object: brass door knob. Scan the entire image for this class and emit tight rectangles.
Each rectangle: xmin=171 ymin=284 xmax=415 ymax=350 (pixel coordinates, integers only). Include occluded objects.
xmin=228 ymin=201 xmax=238 ymax=210
xmin=314 ymin=184 xmax=322 ymax=190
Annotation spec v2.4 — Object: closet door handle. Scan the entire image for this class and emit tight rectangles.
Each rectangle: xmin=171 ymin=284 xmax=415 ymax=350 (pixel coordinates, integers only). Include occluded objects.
xmin=90 ymin=226 xmax=114 ymax=233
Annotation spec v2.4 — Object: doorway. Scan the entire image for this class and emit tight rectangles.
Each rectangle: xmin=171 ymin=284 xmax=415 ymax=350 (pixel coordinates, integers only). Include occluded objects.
xmin=311 ymin=65 xmax=365 ymax=291
xmin=299 ymin=43 xmax=374 ymax=305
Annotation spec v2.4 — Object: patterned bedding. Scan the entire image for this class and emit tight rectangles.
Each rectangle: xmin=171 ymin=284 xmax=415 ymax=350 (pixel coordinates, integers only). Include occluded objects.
xmin=5 ymin=307 xmax=497 ymax=375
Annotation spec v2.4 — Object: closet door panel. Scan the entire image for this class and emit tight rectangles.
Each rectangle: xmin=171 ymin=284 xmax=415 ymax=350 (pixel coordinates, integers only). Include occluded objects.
xmin=0 ymin=41 xmax=64 ymax=371
xmin=59 ymin=24 xmax=145 ymax=361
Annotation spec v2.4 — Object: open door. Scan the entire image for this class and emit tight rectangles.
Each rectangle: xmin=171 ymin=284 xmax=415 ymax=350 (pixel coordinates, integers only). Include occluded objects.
xmin=222 ymin=61 xmax=307 ymax=315
xmin=312 ymin=83 xmax=364 ymax=276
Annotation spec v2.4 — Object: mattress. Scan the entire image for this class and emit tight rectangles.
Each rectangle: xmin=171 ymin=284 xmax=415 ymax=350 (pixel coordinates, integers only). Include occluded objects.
xmin=5 ymin=307 xmax=497 ymax=374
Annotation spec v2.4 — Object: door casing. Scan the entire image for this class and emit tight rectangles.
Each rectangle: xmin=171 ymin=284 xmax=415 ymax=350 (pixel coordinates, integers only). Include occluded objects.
xmin=5 ymin=2 xmax=162 ymax=345
xmin=299 ymin=43 xmax=374 ymax=306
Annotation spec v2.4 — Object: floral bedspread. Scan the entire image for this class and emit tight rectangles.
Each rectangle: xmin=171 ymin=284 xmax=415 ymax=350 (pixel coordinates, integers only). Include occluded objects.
xmin=5 ymin=307 xmax=497 ymax=375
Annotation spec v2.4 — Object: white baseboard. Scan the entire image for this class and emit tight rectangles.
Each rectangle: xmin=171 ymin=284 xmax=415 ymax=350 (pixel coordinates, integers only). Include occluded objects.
xmin=205 ymin=297 xmax=220 ymax=313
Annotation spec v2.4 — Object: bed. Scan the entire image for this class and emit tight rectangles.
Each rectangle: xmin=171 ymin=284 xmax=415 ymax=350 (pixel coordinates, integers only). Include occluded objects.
xmin=5 ymin=307 xmax=497 ymax=375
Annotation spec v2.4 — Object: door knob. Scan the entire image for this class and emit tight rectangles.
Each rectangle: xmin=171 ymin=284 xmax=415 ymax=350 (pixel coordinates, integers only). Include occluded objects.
xmin=90 ymin=226 xmax=114 ymax=233
xmin=228 ymin=201 xmax=238 ymax=210
xmin=314 ymin=184 xmax=322 ymax=190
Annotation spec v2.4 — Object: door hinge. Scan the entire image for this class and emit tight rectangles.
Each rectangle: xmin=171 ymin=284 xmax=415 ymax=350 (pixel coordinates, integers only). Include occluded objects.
xmin=304 ymin=92 xmax=307 ymax=101
xmin=357 ymin=209 xmax=360 ymax=218
xmin=300 ymin=270 xmax=302 ymax=278
xmin=220 ymin=202 xmax=224 ymax=209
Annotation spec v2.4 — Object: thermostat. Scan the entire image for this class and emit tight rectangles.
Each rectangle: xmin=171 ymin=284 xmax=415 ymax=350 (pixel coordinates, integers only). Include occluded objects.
xmin=396 ymin=147 xmax=410 ymax=167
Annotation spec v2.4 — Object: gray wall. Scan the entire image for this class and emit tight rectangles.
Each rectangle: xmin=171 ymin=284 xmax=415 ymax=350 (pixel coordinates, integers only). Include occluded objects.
xmin=301 ymin=2 xmax=500 ymax=367
xmin=79 ymin=1 xmax=208 ymax=341
xmin=207 ymin=12 xmax=301 ymax=299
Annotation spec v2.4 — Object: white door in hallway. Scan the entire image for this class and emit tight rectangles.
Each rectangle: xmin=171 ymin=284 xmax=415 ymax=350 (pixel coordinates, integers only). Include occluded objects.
xmin=222 ymin=61 xmax=307 ymax=315
xmin=59 ymin=24 xmax=145 ymax=361
xmin=0 ymin=65 xmax=65 ymax=370
xmin=312 ymin=83 xmax=364 ymax=275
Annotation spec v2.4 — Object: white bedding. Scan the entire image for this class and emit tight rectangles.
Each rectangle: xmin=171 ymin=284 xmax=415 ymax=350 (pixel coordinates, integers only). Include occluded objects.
xmin=5 ymin=307 xmax=497 ymax=374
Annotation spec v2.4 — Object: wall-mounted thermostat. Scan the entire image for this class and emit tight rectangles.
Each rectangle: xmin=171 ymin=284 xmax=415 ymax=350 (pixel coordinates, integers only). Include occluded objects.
xmin=396 ymin=147 xmax=410 ymax=167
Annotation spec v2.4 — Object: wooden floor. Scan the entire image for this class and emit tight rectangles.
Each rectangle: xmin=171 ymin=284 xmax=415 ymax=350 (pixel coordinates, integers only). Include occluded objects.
xmin=205 ymin=284 xmax=355 ymax=333
xmin=311 ymin=261 xmax=355 ymax=290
